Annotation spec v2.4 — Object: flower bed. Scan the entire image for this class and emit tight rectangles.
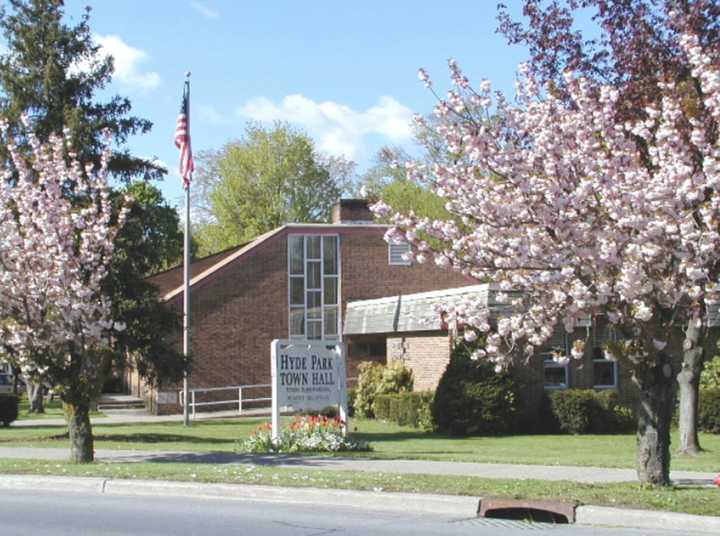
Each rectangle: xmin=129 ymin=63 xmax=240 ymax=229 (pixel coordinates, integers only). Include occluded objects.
xmin=239 ymin=415 xmax=370 ymax=453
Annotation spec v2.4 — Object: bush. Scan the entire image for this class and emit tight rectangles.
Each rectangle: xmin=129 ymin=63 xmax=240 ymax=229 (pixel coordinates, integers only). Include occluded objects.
xmin=346 ymin=388 xmax=356 ymax=417
xmin=517 ymin=391 xmax=561 ymax=434
xmin=0 ymin=394 xmax=19 ymax=426
xmin=353 ymin=361 xmax=413 ymax=418
xmin=699 ymin=389 xmax=720 ymax=433
xmin=701 ymin=357 xmax=720 ymax=390
xmin=374 ymin=392 xmax=434 ymax=429
xmin=549 ymin=389 xmax=634 ymax=434
xmin=432 ymin=342 xmax=520 ymax=436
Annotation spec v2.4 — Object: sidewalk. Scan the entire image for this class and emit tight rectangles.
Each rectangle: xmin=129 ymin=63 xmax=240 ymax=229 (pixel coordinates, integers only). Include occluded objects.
xmin=10 ymin=408 xmax=271 ymax=428
xmin=0 ymin=446 xmax=715 ymax=485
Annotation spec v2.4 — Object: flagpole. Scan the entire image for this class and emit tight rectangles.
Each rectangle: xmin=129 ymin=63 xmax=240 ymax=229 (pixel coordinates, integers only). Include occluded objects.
xmin=182 ymin=72 xmax=192 ymax=427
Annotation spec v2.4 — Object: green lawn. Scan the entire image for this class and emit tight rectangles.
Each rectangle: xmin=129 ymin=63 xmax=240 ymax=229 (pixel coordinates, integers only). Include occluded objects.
xmin=0 ymin=458 xmax=718 ymax=517
xmin=2 ymin=417 xmax=719 ymax=472
xmin=16 ymin=396 xmax=105 ymax=421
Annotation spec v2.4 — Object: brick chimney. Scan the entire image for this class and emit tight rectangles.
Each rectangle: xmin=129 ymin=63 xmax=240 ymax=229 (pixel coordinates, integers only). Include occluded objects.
xmin=331 ymin=198 xmax=375 ymax=224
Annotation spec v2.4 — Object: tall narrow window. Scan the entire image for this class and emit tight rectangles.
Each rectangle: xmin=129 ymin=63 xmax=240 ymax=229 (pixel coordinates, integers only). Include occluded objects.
xmin=542 ymin=329 xmax=569 ymax=389
xmin=288 ymin=234 xmax=340 ymax=340
xmin=592 ymin=323 xmax=618 ymax=389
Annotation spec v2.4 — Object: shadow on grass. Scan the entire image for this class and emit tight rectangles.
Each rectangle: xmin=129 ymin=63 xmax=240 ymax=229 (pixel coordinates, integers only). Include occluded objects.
xmin=92 ymin=433 xmax=237 ymax=445
xmin=350 ymin=431 xmax=454 ymax=443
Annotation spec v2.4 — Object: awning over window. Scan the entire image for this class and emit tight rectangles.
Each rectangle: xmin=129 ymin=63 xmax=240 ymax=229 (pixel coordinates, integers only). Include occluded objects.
xmin=343 ymin=284 xmax=515 ymax=336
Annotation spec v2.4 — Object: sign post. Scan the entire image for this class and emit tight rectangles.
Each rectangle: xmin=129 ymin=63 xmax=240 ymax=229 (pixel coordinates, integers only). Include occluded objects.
xmin=271 ymin=340 xmax=347 ymax=440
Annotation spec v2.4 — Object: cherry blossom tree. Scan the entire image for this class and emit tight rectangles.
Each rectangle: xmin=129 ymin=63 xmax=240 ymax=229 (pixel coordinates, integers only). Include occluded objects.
xmin=497 ymin=0 xmax=720 ymax=457
xmin=375 ymin=22 xmax=720 ymax=485
xmin=0 ymin=121 xmax=127 ymax=463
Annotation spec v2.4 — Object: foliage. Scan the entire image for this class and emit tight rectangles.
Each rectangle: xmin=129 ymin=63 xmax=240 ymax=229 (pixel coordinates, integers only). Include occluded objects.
xmin=698 ymin=389 xmax=720 ymax=434
xmin=239 ymin=415 xmax=370 ymax=453
xmin=700 ymin=356 xmax=720 ymax=390
xmin=352 ymin=361 xmax=413 ymax=418
xmin=374 ymin=391 xmax=434 ymax=430
xmin=0 ymin=394 xmax=19 ymax=426
xmin=193 ymin=123 xmax=352 ymax=255
xmin=0 ymin=0 xmax=162 ymax=183
xmin=432 ymin=342 xmax=519 ymax=436
xmin=347 ymin=388 xmax=356 ymax=417
xmin=375 ymin=7 xmax=720 ymax=483
xmin=549 ymin=389 xmax=634 ymax=435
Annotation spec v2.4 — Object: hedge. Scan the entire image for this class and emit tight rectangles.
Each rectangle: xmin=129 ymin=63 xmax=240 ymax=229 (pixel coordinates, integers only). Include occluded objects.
xmin=374 ymin=391 xmax=434 ymax=430
xmin=549 ymin=389 xmax=634 ymax=434
xmin=699 ymin=388 xmax=720 ymax=433
xmin=353 ymin=361 xmax=413 ymax=418
xmin=0 ymin=394 xmax=19 ymax=427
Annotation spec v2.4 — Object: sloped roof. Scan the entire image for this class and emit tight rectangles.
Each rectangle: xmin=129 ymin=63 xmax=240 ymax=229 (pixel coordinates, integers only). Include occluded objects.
xmin=146 ymin=243 xmax=249 ymax=298
xmin=343 ymin=284 xmax=516 ymax=335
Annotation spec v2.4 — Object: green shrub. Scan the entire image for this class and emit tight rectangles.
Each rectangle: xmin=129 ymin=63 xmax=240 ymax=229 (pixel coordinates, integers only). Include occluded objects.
xmin=517 ymin=391 xmax=561 ymax=434
xmin=374 ymin=394 xmax=393 ymax=421
xmin=373 ymin=392 xmax=434 ymax=430
xmin=432 ymin=342 xmax=519 ymax=436
xmin=699 ymin=389 xmax=720 ymax=433
xmin=346 ymin=388 xmax=356 ymax=418
xmin=353 ymin=361 xmax=413 ymax=418
xmin=549 ymin=389 xmax=634 ymax=434
xmin=700 ymin=357 xmax=720 ymax=390
xmin=0 ymin=394 xmax=19 ymax=427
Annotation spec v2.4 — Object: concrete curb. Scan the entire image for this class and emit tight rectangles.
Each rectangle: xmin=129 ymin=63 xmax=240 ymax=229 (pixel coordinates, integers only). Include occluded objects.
xmin=0 ymin=474 xmax=479 ymax=518
xmin=1 ymin=474 xmax=719 ymax=533
xmin=575 ymin=505 xmax=720 ymax=534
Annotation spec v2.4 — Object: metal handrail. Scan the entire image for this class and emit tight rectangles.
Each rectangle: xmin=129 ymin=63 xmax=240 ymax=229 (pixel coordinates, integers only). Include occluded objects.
xmin=179 ymin=377 xmax=358 ymax=418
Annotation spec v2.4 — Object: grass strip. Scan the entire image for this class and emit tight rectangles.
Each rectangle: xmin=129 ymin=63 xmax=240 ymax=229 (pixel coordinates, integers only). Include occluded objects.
xmin=0 ymin=458 xmax=717 ymax=517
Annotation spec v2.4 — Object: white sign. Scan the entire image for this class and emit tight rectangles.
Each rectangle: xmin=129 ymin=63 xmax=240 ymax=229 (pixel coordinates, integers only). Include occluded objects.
xmin=271 ymin=339 xmax=347 ymax=439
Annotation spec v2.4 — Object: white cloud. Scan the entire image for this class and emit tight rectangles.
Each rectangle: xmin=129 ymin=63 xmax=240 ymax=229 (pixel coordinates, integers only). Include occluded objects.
xmin=94 ymin=34 xmax=160 ymax=90
xmin=190 ymin=1 xmax=219 ymax=19
xmin=235 ymin=95 xmax=414 ymax=160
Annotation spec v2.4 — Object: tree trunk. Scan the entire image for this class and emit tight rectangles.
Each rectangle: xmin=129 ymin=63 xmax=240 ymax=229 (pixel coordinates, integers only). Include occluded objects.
xmin=25 ymin=382 xmax=45 ymax=413
xmin=64 ymin=399 xmax=94 ymax=463
xmin=678 ymin=322 xmax=704 ymax=455
xmin=634 ymin=354 xmax=675 ymax=486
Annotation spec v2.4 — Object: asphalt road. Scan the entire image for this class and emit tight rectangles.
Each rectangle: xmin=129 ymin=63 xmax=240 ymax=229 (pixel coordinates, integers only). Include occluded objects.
xmin=0 ymin=488 xmax=704 ymax=536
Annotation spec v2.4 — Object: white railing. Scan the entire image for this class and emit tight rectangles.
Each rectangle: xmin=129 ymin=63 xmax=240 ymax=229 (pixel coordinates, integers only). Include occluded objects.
xmin=180 ymin=384 xmax=271 ymax=418
xmin=179 ymin=377 xmax=358 ymax=418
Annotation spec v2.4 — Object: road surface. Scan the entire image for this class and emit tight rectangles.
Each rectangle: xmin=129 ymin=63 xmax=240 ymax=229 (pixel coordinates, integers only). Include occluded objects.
xmin=0 ymin=488 xmax=705 ymax=535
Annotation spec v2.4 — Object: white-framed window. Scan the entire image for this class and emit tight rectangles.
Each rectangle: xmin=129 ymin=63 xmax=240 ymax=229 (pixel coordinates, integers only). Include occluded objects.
xmin=542 ymin=330 xmax=569 ymax=390
xmin=592 ymin=324 xmax=618 ymax=389
xmin=288 ymin=234 xmax=340 ymax=340
xmin=388 ymin=241 xmax=411 ymax=266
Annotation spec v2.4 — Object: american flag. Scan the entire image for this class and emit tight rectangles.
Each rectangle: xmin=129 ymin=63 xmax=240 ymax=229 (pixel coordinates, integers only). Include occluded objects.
xmin=174 ymin=80 xmax=194 ymax=189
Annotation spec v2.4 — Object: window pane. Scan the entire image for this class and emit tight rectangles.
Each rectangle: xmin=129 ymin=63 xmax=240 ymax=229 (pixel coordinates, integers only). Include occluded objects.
xmin=307 ymin=320 xmax=321 ymax=340
xmin=543 ymin=363 xmax=567 ymax=387
xmin=290 ymin=307 xmax=305 ymax=336
xmin=593 ymin=361 xmax=616 ymax=387
xmin=323 ymin=236 xmax=338 ymax=275
xmin=389 ymin=242 xmax=411 ymax=265
xmin=324 ymin=277 xmax=337 ymax=305
xmin=307 ymin=291 xmax=321 ymax=319
xmin=307 ymin=236 xmax=321 ymax=259
xmin=324 ymin=306 xmax=338 ymax=336
xmin=290 ymin=277 xmax=304 ymax=306
xmin=307 ymin=261 xmax=321 ymax=289
xmin=289 ymin=235 xmax=304 ymax=275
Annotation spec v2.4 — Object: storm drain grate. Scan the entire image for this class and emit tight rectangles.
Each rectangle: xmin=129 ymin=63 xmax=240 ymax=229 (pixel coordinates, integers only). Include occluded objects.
xmin=453 ymin=518 xmax=563 ymax=530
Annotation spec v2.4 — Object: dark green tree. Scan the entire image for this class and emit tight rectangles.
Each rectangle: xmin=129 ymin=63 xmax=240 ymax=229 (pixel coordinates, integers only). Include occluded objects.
xmin=0 ymin=0 xmax=184 ymax=428
xmin=0 ymin=0 xmax=163 ymax=182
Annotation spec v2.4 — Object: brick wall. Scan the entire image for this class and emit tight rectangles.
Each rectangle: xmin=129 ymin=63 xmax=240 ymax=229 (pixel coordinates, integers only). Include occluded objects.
xmin=387 ymin=332 xmax=451 ymax=391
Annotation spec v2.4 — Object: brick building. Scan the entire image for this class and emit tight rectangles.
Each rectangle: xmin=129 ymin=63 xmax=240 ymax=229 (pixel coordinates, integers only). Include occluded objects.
xmin=129 ymin=199 xmax=636 ymax=414
xmin=131 ymin=199 xmax=472 ymax=413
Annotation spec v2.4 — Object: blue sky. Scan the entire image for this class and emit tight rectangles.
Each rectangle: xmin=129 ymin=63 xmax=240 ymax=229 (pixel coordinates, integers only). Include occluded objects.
xmin=59 ymin=1 xmax=532 ymax=209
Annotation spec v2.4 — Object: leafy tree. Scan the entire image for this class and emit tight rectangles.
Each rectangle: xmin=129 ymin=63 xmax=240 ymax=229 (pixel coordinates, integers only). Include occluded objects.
xmin=376 ymin=20 xmax=720 ymax=485
xmin=497 ymin=0 xmax=720 ymax=457
xmin=193 ymin=122 xmax=350 ymax=255
xmin=0 ymin=126 xmax=126 ymax=463
xmin=0 ymin=0 xmax=163 ymax=182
